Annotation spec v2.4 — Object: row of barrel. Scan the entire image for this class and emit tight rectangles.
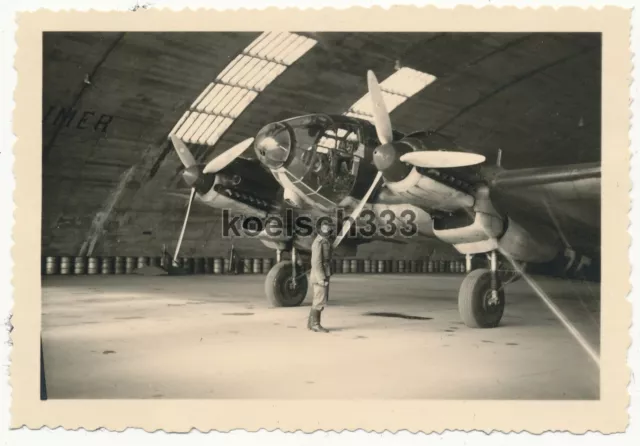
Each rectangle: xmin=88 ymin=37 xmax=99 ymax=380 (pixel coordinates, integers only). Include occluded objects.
xmin=42 ymin=256 xmax=467 ymax=276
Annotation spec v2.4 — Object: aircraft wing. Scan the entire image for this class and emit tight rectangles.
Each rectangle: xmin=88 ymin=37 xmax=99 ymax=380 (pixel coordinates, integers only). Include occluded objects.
xmin=488 ymin=162 xmax=600 ymax=190
xmin=487 ymin=162 xmax=601 ymax=256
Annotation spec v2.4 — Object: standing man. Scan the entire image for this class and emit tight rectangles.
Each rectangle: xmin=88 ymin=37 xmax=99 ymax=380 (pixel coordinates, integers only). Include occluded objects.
xmin=308 ymin=219 xmax=334 ymax=333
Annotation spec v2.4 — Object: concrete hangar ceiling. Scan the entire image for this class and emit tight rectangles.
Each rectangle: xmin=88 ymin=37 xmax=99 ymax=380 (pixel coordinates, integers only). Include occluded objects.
xmin=41 ymin=32 xmax=601 ymax=258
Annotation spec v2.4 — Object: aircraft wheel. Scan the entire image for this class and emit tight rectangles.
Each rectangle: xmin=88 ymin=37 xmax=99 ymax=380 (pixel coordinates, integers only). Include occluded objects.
xmin=265 ymin=260 xmax=308 ymax=307
xmin=458 ymin=268 xmax=505 ymax=328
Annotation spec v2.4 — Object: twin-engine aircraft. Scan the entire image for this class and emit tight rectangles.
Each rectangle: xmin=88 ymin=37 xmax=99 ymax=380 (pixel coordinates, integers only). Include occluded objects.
xmin=168 ymin=70 xmax=600 ymax=329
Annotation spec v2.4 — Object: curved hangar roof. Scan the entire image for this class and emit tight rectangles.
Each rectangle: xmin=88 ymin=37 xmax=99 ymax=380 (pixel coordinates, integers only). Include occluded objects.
xmin=42 ymin=32 xmax=600 ymax=257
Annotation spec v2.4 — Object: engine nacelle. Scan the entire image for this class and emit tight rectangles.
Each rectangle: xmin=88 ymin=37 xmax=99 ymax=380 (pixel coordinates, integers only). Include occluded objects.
xmin=434 ymin=214 xmax=559 ymax=263
xmin=433 ymin=210 xmax=504 ymax=254
xmin=385 ymin=168 xmax=475 ymax=212
xmin=432 ymin=186 xmax=560 ymax=263
xmin=497 ymin=218 xmax=560 ymax=263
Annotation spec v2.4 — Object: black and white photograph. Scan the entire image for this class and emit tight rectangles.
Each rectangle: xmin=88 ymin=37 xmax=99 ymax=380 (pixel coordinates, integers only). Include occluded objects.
xmin=37 ymin=28 xmax=608 ymax=402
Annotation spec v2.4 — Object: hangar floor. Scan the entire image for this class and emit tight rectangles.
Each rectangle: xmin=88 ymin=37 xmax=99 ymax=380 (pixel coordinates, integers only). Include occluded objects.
xmin=41 ymin=273 xmax=600 ymax=399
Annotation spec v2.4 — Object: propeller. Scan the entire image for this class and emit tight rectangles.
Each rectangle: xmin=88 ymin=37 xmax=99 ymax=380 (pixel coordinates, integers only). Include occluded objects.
xmin=332 ymin=71 xmax=392 ymax=248
xmin=334 ymin=70 xmax=486 ymax=249
xmin=168 ymin=135 xmax=253 ymax=265
xmin=168 ymin=135 xmax=199 ymax=266
xmin=367 ymin=69 xmax=486 ymax=170
xmin=333 ymin=171 xmax=383 ymax=248
xmin=399 ymin=151 xmax=486 ymax=168
xmin=170 ymin=135 xmax=197 ymax=169
xmin=203 ymin=138 xmax=255 ymax=174
xmin=367 ymin=70 xmax=393 ymax=145
xmin=172 ymin=187 xmax=196 ymax=265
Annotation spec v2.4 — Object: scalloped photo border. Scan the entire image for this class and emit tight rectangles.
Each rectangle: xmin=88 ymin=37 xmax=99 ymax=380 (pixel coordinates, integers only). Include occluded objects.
xmin=9 ymin=5 xmax=632 ymax=434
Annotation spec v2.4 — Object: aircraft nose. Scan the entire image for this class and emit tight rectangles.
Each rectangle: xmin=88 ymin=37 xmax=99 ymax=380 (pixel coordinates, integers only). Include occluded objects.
xmin=373 ymin=143 xmax=398 ymax=172
xmin=254 ymin=122 xmax=293 ymax=169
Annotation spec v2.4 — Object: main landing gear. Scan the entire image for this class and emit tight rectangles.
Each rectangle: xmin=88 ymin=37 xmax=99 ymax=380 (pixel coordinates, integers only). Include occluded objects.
xmin=264 ymin=248 xmax=309 ymax=307
xmin=458 ymin=251 xmax=509 ymax=328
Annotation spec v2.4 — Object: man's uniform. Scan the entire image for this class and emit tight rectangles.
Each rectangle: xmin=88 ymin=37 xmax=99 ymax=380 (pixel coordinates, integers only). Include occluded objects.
xmin=308 ymin=230 xmax=332 ymax=332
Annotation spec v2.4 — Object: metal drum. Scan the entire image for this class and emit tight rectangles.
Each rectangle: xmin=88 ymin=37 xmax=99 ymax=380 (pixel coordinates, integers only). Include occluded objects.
xmin=397 ymin=260 xmax=406 ymax=273
xmin=211 ymin=258 xmax=222 ymax=274
xmin=223 ymin=258 xmax=230 ymax=274
xmin=363 ymin=259 xmax=371 ymax=273
xmin=342 ymin=259 xmax=351 ymax=274
xmin=44 ymin=256 xmax=59 ymax=275
xmin=350 ymin=259 xmax=359 ymax=273
xmin=204 ymin=257 xmax=214 ymax=274
xmin=100 ymin=257 xmax=113 ymax=275
xmin=74 ymin=256 xmax=86 ymax=275
xmin=253 ymin=258 xmax=262 ymax=274
xmin=460 ymin=262 xmax=466 ymax=274
xmin=86 ymin=257 xmax=99 ymax=275
xmin=262 ymin=258 xmax=273 ymax=273
xmin=125 ymin=256 xmax=136 ymax=274
xmin=439 ymin=260 xmax=446 ymax=273
xmin=243 ymin=258 xmax=252 ymax=274
xmin=385 ymin=259 xmax=393 ymax=273
xmin=377 ymin=260 xmax=385 ymax=273
xmin=334 ymin=259 xmax=342 ymax=274
xmin=192 ymin=257 xmax=203 ymax=274
xmin=59 ymin=256 xmax=72 ymax=275
xmin=182 ymin=257 xmax=194 ymax=274
xmin=136 ymin=256 xmax=147 ymax=270
xmin=421 ymin=260 xmax=428 ymax=273
xmin=160 ymin=254 xmax=170 ymax=269
xmin=113 ymin=256 xmax=125 ymax=274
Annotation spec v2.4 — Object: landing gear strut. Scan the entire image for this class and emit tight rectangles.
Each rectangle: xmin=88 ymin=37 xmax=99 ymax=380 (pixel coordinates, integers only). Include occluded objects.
xmin=458 ymin=250 xmax=505 ymax=328
xmin=264 ymin=248 xmax=309 ymax=307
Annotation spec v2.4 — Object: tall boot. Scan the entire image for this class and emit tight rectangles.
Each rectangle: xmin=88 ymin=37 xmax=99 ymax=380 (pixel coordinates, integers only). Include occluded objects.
xmin=307 ymin=310 xmax=314 ymax=329
xmin=309 ymin=309 xmax=329 ymax=333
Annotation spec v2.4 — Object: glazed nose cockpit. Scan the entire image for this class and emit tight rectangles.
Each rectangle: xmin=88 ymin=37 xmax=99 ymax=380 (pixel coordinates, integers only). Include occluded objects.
xmin=252 ymin=114 xmax=367 ymax=208
xmin=254 ymin=122 xmax=293 ymax=169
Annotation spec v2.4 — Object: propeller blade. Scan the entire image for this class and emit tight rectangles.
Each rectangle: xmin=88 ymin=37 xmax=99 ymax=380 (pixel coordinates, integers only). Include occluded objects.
xmin=367 ymin=70 xmax=394 ymax=145
xmin=399 ymin=151 xmax=486 ymax=168
xmin=170 ymin=134 xmax=197 ymax=169
xmin=203 ymin=138 xmax=255 ymax=174
xmin=333 ymin=171 xmax=384 ymax=249
xmin=172 ymin=187 xmax=196 ymax=265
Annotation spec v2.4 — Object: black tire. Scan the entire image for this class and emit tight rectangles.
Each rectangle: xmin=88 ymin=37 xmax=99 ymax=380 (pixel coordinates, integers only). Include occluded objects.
xmin=458 ymin=268 xmax=505 ymax=328
xmin=265 ymin=260 xmax=308 ymax=307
